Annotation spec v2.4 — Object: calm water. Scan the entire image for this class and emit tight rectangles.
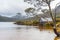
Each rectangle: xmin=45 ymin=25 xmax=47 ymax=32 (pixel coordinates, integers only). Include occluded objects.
xmin=0 ymin=22 xmax=56 ymax=40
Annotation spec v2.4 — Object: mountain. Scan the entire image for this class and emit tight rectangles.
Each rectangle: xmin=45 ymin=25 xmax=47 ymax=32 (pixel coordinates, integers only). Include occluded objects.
xmin=53 ymin=5 xmax=60 ymax=17
xmin=55 ymin=5 xmax=60 ymax=14
xmin=12 ymin=13 xmax=27 ymax=20
xmin=0 ymin=15 xmax=17 ymax=22
xmin=0 ymin=13 xmax=28 ymax=22
xmin=1 ymin=5 xmax=60 ymax=22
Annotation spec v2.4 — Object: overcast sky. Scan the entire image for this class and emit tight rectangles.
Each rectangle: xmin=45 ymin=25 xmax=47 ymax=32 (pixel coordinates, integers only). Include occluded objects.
xmin=0 ymin=0 xmax=60 ymax=17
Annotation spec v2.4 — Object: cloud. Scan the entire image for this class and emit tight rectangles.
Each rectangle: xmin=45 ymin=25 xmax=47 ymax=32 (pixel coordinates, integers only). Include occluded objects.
xmin=0 ymin=0 xmax=34 ymax=16
xmin=0 ymin=0 xmax=60 ymax=17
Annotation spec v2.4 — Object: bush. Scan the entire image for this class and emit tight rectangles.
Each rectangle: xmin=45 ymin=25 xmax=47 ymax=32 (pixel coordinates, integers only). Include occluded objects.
xmin=15 ymin=20 xmax=39 ymax=26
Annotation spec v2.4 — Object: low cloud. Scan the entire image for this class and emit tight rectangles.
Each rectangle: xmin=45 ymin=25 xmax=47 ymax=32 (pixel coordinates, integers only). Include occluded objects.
xmin=0 ymin=0 xmax=34 ymax=16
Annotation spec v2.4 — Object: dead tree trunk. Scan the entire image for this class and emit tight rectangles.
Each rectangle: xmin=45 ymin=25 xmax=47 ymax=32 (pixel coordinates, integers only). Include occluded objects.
xmin=53 ymin=28 xmax=60 ymax=37
xmin=48 ymin=3 xmax=60 ymax=37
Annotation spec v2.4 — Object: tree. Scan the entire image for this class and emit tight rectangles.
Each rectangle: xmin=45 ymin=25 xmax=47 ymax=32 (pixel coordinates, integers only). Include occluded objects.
xmin=25 ymin=8 xmax=36 ymax=17
xmin=25 ymin=7 xmax=40 ymax=25
xmin=24 ymin=0 xmax=60 ymax=37
xmin=24 ymin=0 xmax=54 ymax=24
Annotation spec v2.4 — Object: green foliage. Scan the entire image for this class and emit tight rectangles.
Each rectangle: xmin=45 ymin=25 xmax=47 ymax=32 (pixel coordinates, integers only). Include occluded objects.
xmin=25 ymin=8 xmax=35 ymax=13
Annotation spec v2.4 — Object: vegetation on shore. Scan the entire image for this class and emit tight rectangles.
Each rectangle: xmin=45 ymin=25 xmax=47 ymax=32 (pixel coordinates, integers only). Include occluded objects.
xmin=15 ymin=17 xmax=60 ymax=28
xmin=14 ymin=20 xmax=40 ymax=26
xmin=14 ymin=17 xmax=60 ymax=34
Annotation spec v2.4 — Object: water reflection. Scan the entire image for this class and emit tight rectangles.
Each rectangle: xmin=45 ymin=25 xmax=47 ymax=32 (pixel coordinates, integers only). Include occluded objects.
xmin=54 ymin=36 xmax=60 ymax=40
xmin=0 ymin=22 xmax=56 ymax=40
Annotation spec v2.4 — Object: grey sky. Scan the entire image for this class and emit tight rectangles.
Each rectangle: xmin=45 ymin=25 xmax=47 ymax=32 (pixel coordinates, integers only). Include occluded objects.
xmin=0 ymin=0 xmax=34 ymax=17
xmin=0 ymin=0 xmax=60 ymax=17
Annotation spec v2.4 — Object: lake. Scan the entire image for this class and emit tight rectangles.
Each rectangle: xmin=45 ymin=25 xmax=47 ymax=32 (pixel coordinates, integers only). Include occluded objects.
xmin=0 ymin=22 xmax=56 ymax=40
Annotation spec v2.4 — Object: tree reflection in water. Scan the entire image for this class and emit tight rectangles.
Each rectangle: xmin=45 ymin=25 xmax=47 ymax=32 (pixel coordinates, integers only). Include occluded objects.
xmin=54 ymin=36 xmax=60 ymax=40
